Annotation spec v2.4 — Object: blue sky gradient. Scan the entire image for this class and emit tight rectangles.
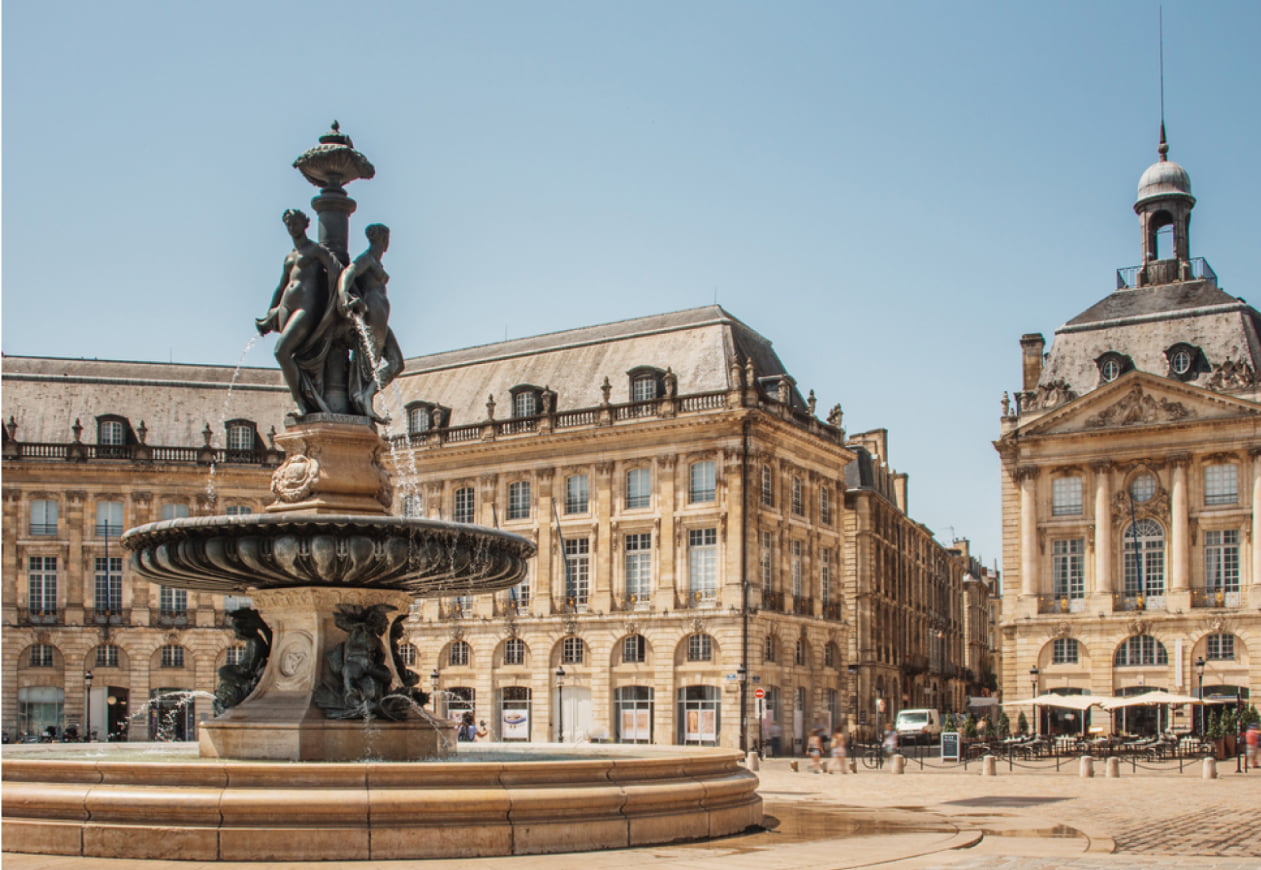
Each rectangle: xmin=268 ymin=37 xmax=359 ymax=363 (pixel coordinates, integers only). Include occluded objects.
xmin=4 ymin=1 xmax=1258 ymax=566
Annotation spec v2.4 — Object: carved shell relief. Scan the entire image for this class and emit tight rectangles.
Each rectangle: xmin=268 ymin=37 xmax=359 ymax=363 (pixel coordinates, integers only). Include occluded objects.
xmin=1085 ymin=385 xmax=1195 ymax=429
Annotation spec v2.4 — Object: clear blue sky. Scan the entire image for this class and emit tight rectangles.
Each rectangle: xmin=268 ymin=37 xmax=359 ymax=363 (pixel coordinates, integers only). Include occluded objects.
xmin=4 ymin=1 xmax=1259 ymax=568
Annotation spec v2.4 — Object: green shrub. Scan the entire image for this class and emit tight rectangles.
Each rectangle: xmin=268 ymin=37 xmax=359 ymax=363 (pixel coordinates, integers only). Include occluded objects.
xmin=997 ymin=711 xmax=1011 ymax=739
xmin=1017 ymin=711 xmax=1029 ymax=736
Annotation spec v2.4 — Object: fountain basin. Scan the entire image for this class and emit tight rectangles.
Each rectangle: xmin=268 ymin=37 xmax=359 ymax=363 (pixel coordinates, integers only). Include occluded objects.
xmin=1 ymin=742 xmax=763 ymax=860
xmin=122 ymin=513 xmax=535 ymax=594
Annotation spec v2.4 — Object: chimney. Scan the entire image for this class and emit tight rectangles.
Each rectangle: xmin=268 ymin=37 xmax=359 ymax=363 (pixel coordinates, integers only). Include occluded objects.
xmin=893 ymin=473 xmax=908 ymax=514
xmin=1020 ymin=334 xmax=1045 ymax=391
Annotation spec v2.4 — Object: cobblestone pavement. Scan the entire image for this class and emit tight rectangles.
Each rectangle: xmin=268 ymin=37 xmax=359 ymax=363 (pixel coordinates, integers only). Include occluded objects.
xmin=3 ymin=756 xmax=1256 ymax=870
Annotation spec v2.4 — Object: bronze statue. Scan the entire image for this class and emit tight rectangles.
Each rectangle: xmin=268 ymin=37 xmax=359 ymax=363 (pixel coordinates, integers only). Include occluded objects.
xmin=215 ymin=608 xmax=273 ymax=712
xmin=338 ymin=224 xmax=404 ymax=422
xmin=256 ymin=209 xmax=346 ymax=416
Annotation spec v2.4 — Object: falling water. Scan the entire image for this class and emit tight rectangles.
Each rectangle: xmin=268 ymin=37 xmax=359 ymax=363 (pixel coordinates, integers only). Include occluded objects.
xmin=128 ymin=690 xmax=217 ymax=742
xmin=205 ymin=336 xmax=262 ymax=509
xmin=350 ymin=313 xmax=422 ymax=509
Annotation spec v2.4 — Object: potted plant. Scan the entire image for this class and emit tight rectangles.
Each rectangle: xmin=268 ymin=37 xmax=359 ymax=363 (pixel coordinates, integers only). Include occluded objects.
xmin=1206 ymin=710 xmax=1225 ymax=759
xmin=1222 ymin=707 xmax=1238 ymax=758
xmin=1017 ymin=711 xmax=1029 ymax=737
xmin=996 ymin=711 xmax=1012 ymax=740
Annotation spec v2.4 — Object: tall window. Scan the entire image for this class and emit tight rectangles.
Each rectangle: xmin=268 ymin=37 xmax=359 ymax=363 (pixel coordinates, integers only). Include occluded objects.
xmin=624 ymin=533 xmax=652 ymax=603
xmin=1206 ymin=633 xmax=1235 ymax=661
xmin=820 ymin=548 xmax=833 ymax=604
xmin=160 ymin=645 xmax=186 ymax=669
xmin=454 ymin=487 xmax=475 ymax=523
xmin=27 ymin=557 xmax=57 ymax=616
xmin=820 ymin=487 xmax=832 ymax=525
xmin=760 ymin=465 xmax=773 ymax=507
xmin=562 ymin=636 xmax=585 ymax=664
xmin=790 ymin=540 xmax=803 ymax=598
xmin=225 ymin=646 xmax=248 ymax=666
xmin=402 ymin=494 xmax=424 ymax=517
xmin=760 ymin=532 xmax=774 ymax=593
xmin=1123 ymin=519 xmax=1165 ymax=597
xmin=96 ymin=644 xmax=120 ymax=668
xmin=623 ymin=634 xmax=646 ymax=664
xmin=564 ymin=538 xmax=590 ymax=605
xmin=1204 ymin=464 xmax=1238 ymax=506
xmin=763 ymin=634 xmax=776 ymax=663
xmin=688 ymin=461 xmax=716 ymax=503
xmin=94 ymin=557 xmax=123 ymax=614
xmin=1052 ymin=539 xmax=1085 ymax=599
xmin=29 ymin=500 xmax=58 ymax=536
xmin=509 ymin=565 xmax=531 ymax=611
xmin=565 ymin=474 xmax=589 ymax=514
xmin=96 ymin=500 xmax=123 ymax=536
xmin=688 ymin=528 xmax=717 ymax=601
xmin=794 ymin=638 xmax=806 ymax=666
xmin=503 ymin=637 xmax=526 ymax=666
xmin=159 ymin=586 xmax=187 ymax=616
xmin=1204 ymin=529 xmax=1240 ymax=592
xmin=448 ymin=640 xmax=470 ymax=666
xmin=507 ymin=481 xmax=531 ymax=520
xmin=224 ymin=505 xmax=253 ymax=516
xmin=160 ymin=503 xmax=189 ymax=521
xmin=1052 ymin=477 xmax=1083 ymax=516
xmin=29 ymin=644 xmax=55 ymax=667
xmin=791 ymin=477 xmax=804 ymax=515
xmin=512 ymin=390 xmax=538 ymax=418
xmin=687 ymin=633 xmax=713 ymax=662
xmin=398 ymin=644 xmax=418 ymax=667
xmin=625 ymin=467 xmax=651 ymax=509
xmin=1052 ymin=638 xmax=1080 ymax=664
xmin=1114 ymin=635 xmax=1168 ymax=666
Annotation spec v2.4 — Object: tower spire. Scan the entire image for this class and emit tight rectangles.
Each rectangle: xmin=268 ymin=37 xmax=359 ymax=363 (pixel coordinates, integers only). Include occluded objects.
xmin=1158 ymin=5 xmax=1168 ymax=161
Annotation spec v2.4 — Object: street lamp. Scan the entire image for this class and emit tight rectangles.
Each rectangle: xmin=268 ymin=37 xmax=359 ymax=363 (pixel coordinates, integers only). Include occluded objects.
xmin=83 ymin=671 xmax=94 ymax=742
xmin=555 ymin=666 xmax=566 ymax=743
xmin=1029 ymin=666 xmax=1040 ymax=738
xmin=736 ymin=664 xmax=747 ymax=752
xmin=430 ymin=669 xmax=441 ymax=718
xmin=1195 ymin=656 xmax=1206 ymax=736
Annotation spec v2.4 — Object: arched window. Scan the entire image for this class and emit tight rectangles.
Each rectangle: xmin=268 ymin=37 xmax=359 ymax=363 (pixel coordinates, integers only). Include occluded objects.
xmin=687 ymin=633 xmax=713 ymax=662
xmin=160 ymin=645 xmax=186 ymax=669
xmin=1114 ymin=635 xmax=1168 ymax=667
xmin=561 ymin=636 xmax=585 ymax=664
xmin=1123 ymin=519 xmax=1166 ymax=600
xmin=448 ymin=640 xmax=471 ymax=667
xmin=622 ymin=634 xmax=646 ymax=664
xmin=1052 ymin=638 xmax=1080 ymax=664
xmin=503 ymin=638 xmax=526 ymax=666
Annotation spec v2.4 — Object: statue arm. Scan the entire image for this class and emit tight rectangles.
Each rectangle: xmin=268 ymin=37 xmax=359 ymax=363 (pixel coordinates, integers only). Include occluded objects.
xmin=337 ymin=256 xmax=365 ymax=317
xmin=256 ymin=260 xmax=291 ymax=334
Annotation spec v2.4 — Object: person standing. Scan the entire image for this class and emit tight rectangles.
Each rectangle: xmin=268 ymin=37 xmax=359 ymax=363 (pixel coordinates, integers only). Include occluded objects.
xmin=828 ymin=728 xmax=849 ymax=774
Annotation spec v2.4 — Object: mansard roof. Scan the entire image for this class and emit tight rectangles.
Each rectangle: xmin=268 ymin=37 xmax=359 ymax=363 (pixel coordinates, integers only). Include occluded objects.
xmin=1 ymin=305 xmax=803 ymax=444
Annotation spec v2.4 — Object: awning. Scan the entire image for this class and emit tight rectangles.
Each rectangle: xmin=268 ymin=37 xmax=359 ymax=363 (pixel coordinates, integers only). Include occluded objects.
xmin=1001 ymin=693 xmax=1103 ymax=711
xmin=1101 ymin=691 xmax=1203 ymax=709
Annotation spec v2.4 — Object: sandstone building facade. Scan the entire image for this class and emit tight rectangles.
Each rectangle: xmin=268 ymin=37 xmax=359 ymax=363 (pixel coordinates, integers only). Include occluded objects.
xmin=3 ymin=307 xmax=992 ymax=748
xmin=996 ymin=134 xmax=1258 ymax=734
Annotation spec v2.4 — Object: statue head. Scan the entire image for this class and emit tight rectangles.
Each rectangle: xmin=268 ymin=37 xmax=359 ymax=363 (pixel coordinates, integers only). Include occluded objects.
xmin=365 ymin=223 xmax=389 ymax=250
xmin=282 ymin=208 xmax=311 ymax=235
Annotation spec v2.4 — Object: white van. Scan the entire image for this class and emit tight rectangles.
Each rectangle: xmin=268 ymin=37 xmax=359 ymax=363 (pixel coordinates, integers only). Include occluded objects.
xmin=894 ymin=708 xmax=942 ymax=744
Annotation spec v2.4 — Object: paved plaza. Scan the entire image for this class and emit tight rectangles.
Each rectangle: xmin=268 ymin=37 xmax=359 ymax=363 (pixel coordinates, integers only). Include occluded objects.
xmin=3 ymin=755 xmax=1256 ymax=869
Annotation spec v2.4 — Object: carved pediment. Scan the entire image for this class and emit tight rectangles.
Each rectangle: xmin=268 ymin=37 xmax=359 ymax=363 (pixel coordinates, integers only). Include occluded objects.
xmin=1009 ymin=372 xmax=1261 ymax=438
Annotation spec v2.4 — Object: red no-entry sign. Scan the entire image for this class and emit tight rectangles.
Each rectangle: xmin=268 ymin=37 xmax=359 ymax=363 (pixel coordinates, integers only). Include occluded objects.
xmin=754 ymin=688 xmax=765 ymax=699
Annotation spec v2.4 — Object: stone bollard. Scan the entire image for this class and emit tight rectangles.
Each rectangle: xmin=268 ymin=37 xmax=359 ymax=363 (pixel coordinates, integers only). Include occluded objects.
xmin=891 ymin=753 xmax=906 ymax=774
xmin=1106 ymin=757 xmax=1120 ymax=778
xmin=746 ymin=752 xmax=760 ymax=771
xmin=1202 ymin=756 xmax=1218 ymax=779
xmin=1079 ymin=755 xmax=1095 ymax=778
xmin=981 ymin=754 xmax=997 ymax=776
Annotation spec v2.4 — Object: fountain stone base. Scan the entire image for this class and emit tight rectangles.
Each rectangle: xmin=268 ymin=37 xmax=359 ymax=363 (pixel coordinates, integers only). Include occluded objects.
xmin=202 ymin=587 xmax=448 ymax=762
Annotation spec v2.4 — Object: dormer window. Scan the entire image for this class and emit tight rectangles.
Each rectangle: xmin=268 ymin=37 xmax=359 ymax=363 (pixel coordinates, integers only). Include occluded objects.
xmin=225 ymin=419 xmax=258 ymax=460
xmin=1165 ymin=343 xmax=1203 ymax=381
xmin=406 ymin=402 xmax=435 ymax=435
xmin=96 ymin=415 xmax=130 ymax=458
xmin=627 ymin=367 xmax=665 ymax=403
xmin=1096 ymin=352 xmax=1133 ymax=384
xmin=511 ymin=386 xmax=542 ymax=418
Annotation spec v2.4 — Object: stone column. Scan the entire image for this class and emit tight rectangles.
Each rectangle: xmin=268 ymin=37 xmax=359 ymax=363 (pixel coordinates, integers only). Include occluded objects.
xmin=1018 ymin=467 xmax=1038 ymax=596
xmin=1252 ymin=450 xmax=1261 ymax=601
xmin=1092 ymin=463 xmax=1113 ymax=596
xmin=1169 ymin=455 xmax=1190 ymax=591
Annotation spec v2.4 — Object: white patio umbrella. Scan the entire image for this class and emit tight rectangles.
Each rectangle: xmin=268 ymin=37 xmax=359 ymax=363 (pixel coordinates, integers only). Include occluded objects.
xmin=1001 ymin=693 xmax=1105 ymax=711
xmin=1101 ymin=691 xmax=1203 ymax=709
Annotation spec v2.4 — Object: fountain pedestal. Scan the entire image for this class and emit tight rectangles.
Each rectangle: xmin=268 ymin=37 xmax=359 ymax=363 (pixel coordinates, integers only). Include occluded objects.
xmin=266 ymin=417 xmax=393 ymax=516
xmin=202 ymin=587 xmax=450 ymax=762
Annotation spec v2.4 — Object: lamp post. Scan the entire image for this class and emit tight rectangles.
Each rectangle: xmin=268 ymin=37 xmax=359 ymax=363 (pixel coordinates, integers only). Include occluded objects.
xmin=736 ymin=664 xmax=747 ymax=752
xmin=430 ymin=669 xmax=441 ymax=718
xmin=1195 ymin=656 xmax=1206 ymax=736
xmin=555 ymin=666 xmax=566 ymax=743
xmin=83 ymin=671 xmax=93 ymax=742
xmin=1029 ymin=666 xmax=1040 ymax=738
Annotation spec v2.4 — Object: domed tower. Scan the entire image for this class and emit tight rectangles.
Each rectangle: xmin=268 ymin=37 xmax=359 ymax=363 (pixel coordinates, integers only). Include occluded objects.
xmin=1134 ymin=124 xmax=1196 ymax=286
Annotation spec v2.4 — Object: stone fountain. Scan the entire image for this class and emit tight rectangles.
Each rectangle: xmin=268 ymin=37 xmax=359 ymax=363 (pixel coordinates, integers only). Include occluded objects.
xmin=1 ymin=125 xmax=761 ymax=861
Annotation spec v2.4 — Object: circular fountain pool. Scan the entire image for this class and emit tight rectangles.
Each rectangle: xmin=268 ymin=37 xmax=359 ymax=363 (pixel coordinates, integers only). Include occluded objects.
xmin=1 ymin=742 xmax=762 ymax=861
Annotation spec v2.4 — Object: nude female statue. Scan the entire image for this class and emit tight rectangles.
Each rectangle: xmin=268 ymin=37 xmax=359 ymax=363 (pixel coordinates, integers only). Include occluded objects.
xmin=337 ymin=223 xmax=404 ymax=421
xmin=256 ymin=209 xmax=344 ymax=416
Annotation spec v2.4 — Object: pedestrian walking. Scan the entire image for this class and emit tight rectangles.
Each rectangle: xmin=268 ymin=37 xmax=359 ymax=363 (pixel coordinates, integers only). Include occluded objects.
xmin=1246 ymin=723 xmax=1260 ymax=768
xmin=828 ymin=728 xmax=850 ymax=774
xmin=807 ymin=728 xmax=825 ymax=773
